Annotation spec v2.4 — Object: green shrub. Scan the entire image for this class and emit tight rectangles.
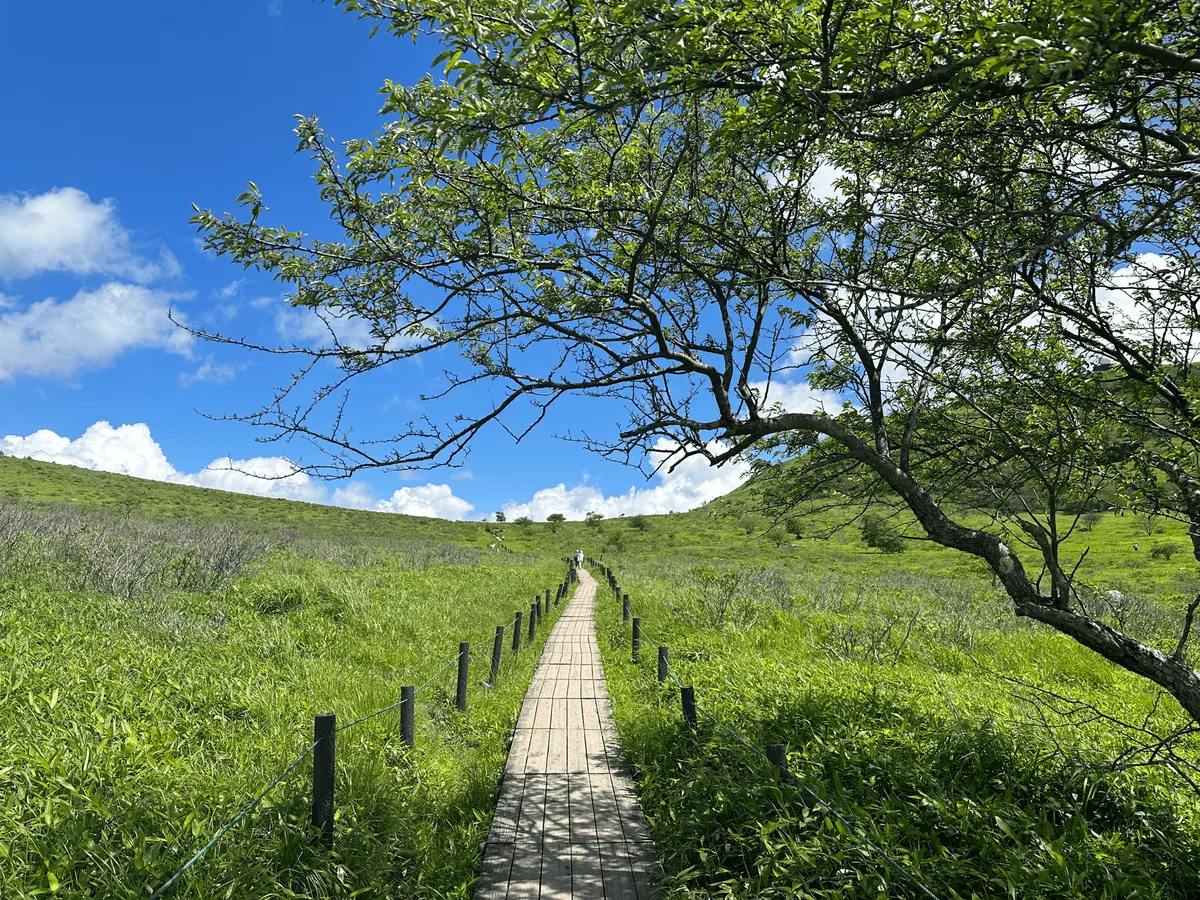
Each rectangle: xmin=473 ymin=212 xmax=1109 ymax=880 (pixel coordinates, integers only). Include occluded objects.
xmin=1150 ymin=542 xmax=1183 ymax=560
xmin=861 ymin=513 xmax=906 ymax=553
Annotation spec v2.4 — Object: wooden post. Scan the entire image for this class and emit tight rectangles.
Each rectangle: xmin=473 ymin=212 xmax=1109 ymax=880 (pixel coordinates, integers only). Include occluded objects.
xmin=312 ymin=712 xmax=336 ymax=849
xmin=658 ymin=646 xmax=669 ymax=683
xmin=401 ymin=686 xmax=414 ymax=748
xmin=490 ymin=626 xmax=504 ymax=683
xmin=513 ymin=611 xmax=522 ymax=653
xmin=632 ymin=617 xmax=641 ymax=663
xmin=456 ymin=642 xmax=469 ymax=711
xmin=766 ymin=744 xmax=789 ymax=781
xmin=528 ymin=603 xmax=537 ymax=641
xmin=681 ymin=686 xmax=696 ymax=728
xmin=545 ymin=589 xmax=551 ymax=613
xmin=622 ymin=593 xmax=630 ymax=623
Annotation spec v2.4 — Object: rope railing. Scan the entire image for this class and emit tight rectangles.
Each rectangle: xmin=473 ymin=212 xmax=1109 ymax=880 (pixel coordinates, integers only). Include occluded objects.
xmin=593 ymin=560 xmax=943 ymax=900
xmin=148 ymin=566 xmax=577 ymax=897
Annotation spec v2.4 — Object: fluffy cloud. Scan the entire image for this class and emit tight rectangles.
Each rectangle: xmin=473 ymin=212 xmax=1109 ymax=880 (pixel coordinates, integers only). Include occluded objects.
xmin=1 ymin=425 xmax=743 ymax=523
xmin=748 ymin=379 xmax=843 ymax=414
xmin=181 ymin=455 xmax=325 ymax=503
xmin=0 ymin=187 xmax=178 ymax=282
xmin=501 ymin=439 xmax=751 ymax=521
xmin=0 ymin=282 xmax=193 ymax=380
xmin=0 ymin=422 xmax=324 ymax=503
xmin=331 ymin=481 xmax=475 ymax=519
xmin=1 ymin=421 xmax=475 ymax=514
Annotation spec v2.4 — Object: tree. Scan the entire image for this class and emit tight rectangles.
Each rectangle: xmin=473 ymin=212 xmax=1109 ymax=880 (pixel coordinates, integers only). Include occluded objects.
xmin=189 ymin=1 xmax=1200 ymax=725
xmin=585 ymin=511 xmax=604 ymax=527
xmin=546 ymin=513 xmax=566 ymax=533
xmin=514 ymin=515 xmax=533 ymax=527
xmin=494 ymin=511 xmax=506 ymax=523
xmin=860 ymin=514 xmax=906 ymax=554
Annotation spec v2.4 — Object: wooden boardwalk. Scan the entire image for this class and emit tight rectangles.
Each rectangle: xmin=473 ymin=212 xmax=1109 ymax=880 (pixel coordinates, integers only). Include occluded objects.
xmin=475 ymin=568 xmax=659 ymax=899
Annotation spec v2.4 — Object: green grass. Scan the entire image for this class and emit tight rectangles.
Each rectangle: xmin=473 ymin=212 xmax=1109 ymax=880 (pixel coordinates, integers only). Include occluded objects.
xmin=1 ymin=529 xmax=568 ymax=898
xmin=594 ymin=550 xmax=1200 ymax=899
xmin=6 ymin=454 xmax=1200 ymax=898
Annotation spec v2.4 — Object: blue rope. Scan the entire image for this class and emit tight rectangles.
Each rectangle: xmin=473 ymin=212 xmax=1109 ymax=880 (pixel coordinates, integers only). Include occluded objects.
xmin=150 ymin=633 xmax=495 ymax=897
xmin=149 ymin=738 xmax=319 ymax=900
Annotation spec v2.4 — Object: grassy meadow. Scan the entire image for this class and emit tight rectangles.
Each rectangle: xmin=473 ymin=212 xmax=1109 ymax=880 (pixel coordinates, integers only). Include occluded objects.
xmin=0 ymin=458 xmax=571 ymax=899
xmin=592 ymin=506 xmax=1200 ymax=899
xmin=4 ymin=455 xmax=1200 ymax=897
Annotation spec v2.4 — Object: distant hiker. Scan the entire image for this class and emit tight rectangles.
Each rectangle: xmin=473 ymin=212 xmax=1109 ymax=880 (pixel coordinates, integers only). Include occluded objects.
xmin=574 ymin=549 xmax=584 ymax=567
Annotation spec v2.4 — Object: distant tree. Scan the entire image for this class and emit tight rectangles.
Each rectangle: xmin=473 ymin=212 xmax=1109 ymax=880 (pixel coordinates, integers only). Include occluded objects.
xmin=514 ymin=516 xmax=533 ymax=527
xmin=628 ymin=514 xmax=650 ymax=532
xmin=546 ymin=513 xmax=565 ymax=533
xmin=494 ymin=511 xmax=506 ymax=523
xmin=861 ymin=514 xmax=906 ymax=554
xmin=585 ymin=511 xmax=604 ymax=527
xmin=764 ymin=524 xmax=789 ymax=548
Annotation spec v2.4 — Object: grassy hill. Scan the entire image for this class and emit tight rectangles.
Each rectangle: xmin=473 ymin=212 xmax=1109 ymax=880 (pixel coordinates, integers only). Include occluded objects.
xmin=4 ymin=454 xmax=1200 ymax=898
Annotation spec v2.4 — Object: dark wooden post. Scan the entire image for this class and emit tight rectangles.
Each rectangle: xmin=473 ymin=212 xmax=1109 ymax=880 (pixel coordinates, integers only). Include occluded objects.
xmin=456 ymin=642 xmax=469 ymax=711
xmin=545 ymin=589 xmax=551 ymax=613
xmin=490 ymin=626 xmax=504 ymax=683
xmin=312 ymin=712 xmax=336 ymax=849
xmin=632 ymin=617 xmax=641 ymax=663
xmin=681 ymin=686 xmax=696 ymax=728
xmin=658 ymin=646 xmax=669 ymax=683
xmin=401 ymin=686 xmax=414 ymax=747
xmin=766 ymin=744 xmax=789 ymax=780
xmin=513 ymin=611 xmax=522 ymax=653
xmin=622 ymin=593 xmax=630 ymax=623
xmin=528 ymin=603 xmax=537 ymax=641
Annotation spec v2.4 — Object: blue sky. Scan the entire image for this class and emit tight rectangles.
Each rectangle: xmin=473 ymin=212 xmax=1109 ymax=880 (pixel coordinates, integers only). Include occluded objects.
xmin=0 ymin=0 xmax=771 ymax=519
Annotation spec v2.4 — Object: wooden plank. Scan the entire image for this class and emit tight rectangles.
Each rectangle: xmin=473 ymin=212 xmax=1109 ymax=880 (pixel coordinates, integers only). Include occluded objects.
xmin=543 ymin=775 xmax=571 ymax=841
xmin=599 ymin=842 xmax=640 ymax=900
xmin=539 ymin=843 xmax=572 ymax=899
xmin=570 ymin=842 xmax=605 ymax=897
xmin=515 ymin=774 xmax=547 ymax=842
xmin=474 ymin=842 xmax=515 ymax=900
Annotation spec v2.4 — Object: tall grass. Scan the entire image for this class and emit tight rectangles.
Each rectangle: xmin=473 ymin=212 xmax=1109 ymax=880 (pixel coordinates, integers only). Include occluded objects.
xmin=0 ymin=501 xmax=565 ymax=899
xmin=596 ymin=557 xmax=1200 ymax=899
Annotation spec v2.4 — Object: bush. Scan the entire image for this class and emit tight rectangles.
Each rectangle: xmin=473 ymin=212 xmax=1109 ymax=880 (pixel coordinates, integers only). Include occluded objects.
xmin=1080 ymin=511 xmax=1102 ymax=531
xmin=1150 ymin=542 xmax=1183 ymax=560
xmin=860 ymin=513 xmax=906 ymax=553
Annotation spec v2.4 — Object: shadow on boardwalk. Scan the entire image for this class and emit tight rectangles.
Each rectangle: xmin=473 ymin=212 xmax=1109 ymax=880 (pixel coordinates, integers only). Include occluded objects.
xmin=476 ymin=570 xmax=659 ymax=899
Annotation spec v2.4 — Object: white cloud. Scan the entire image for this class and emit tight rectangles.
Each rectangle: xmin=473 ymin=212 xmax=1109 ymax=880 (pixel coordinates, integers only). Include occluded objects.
xmin=0 ymin=187 xmax=179 ymax=282
xmin=214 ymin=279 xmax=243 ymax=300
xmin=331 ymin=480 xmax=476 ymax=519
xmin=330 ymin=481 xmax=377 ymax=509
xmin=808 ymin=161 xmax=848 ymax=203
xmin=502 ymin=439 xmax=751 ymax=521
xmin=748 ymin=379 xmax=842 ymax=414
xmin=180 ymin=355 xmax=244 ymax=387
xmin=273 ymin=302 xmax=378 ymax=349
xmin=374 ymin=484 xmax=475 ymax=519
xmin=182 ymin=456 xmax=325 ymax=503
xmin=0 ymin=422 xmax=324 ymax=503
xmin=0 ymin=282 xmax=193 ymax=380
xmin=267 ymin=0 xmax=283 ymax=16
xmin=1 ymin=422 xmax=179 ymax=482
